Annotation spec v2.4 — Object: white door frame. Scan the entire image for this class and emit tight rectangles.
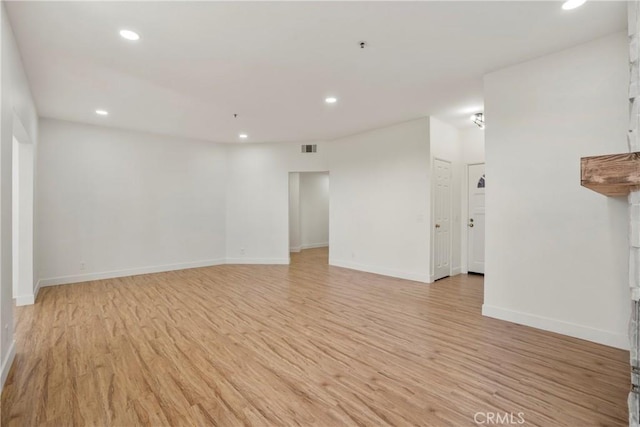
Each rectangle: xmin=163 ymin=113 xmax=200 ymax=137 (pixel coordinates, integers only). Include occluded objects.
xmin=287 ymin=170 xmax=330 ymax=264
xmin=430 ymin=157 xmax=453 ymax=282
xmin=11 ymin=112 xmax=35 ymax=306
xmin=461 ymin=162 xmax=485 ymax=274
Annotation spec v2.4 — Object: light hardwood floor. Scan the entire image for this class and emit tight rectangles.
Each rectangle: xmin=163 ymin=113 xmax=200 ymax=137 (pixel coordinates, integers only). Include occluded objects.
xmin=1 ymin=248 xmax=630 ymax=426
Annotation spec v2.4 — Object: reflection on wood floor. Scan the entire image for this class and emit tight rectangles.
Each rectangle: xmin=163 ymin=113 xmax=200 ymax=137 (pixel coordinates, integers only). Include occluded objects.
xmin=1 ymin=247 xmax=629 ymax=426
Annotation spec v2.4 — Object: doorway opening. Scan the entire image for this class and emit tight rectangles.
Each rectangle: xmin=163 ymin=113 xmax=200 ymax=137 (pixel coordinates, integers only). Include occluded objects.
xmin=12 ymin=116 xmax=35 ymax=306
xmin=288 ymin=171 xmax=329 ymax=265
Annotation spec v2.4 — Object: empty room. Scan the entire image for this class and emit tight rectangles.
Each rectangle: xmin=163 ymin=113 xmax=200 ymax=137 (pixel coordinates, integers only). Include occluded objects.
xmin=0 ymin=0 xmax=636 ymax=425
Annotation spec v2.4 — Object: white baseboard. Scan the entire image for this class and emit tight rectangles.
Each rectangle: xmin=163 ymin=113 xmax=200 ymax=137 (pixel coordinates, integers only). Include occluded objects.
xmin=37 ymin=257 xmax=296 ymax=288
xmin=14 ymin=279 xmax=42 ymax=306
xmin=14 ymin=294 xmax=35 ymax=306
xmin=330 ymin=258 xmax=430 ymax=283
xmin=1 ymin=339 xmax=16 ymax=392
xmin=291 ymin=243 xmax=328 ymax=253
xmin=431 ymin=268 xmax=462 ymax=282
xmin=38 ymin=259 xmax=226 ymax=287
xmin=482 ymin=304 xmax=629 ymax=350
xmin=34 ymin=279 xmax=41 ymax=301
xmin=300 ymin=243 xmax=329 ymax=250
xmin=225 ymin=258 xmax=289 ymax=265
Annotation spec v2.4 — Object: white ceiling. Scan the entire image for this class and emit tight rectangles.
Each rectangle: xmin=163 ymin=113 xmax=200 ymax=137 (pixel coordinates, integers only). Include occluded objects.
xmin=6 ymin=1 xmax=626 ymax=143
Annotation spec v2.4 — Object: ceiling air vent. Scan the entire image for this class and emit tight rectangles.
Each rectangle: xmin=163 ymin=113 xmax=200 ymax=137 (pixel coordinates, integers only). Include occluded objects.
xmin=301 ymin=144 xmax=317 ymax=153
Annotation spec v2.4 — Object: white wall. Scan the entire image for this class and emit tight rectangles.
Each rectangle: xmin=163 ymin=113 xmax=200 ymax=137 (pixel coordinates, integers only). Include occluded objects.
xmin=429 ymin=117 xmax=462 ymax=277
xmin=37 ymin=119 xmax=434 ymax=282
xmin=36 ymin=119 xmax=227 ymax=285
xmin=288 ymin=172 xmax=301 ymax=251
xmin=225 ymin=142 xmax=329 ymax=263
xmin=483 ymin=32 xmax=629 ymax=349
xmin=227 ymin=119 xmax=434 ymax=281
xmin=299 ymin=172 xmax=329 ymax=249
xmin=12 ymin=135 xmax=34 ymax=305
xmin=0 ymin=3 xmax=39 ymax=389
xmin=328 ymin=118 xmax=432 ymax=282
xmin=460 ymin=127 xmax=485 ymax=165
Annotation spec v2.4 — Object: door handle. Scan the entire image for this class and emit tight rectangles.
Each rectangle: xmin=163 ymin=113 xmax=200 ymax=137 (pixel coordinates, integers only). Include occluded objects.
xmin=435 ymin=224 xmax=441 ymax=228
xmin=468 ymin=223 xmax=474 ymax=228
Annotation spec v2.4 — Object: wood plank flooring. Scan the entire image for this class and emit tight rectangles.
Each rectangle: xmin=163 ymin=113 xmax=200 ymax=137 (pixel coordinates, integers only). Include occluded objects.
xmin=1 ymin=248 xmax=630 ymax=426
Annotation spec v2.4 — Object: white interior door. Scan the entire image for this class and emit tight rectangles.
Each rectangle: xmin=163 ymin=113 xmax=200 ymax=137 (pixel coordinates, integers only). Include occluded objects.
xmin=433 ymin=159 xmax=452 ymax=281
xmin=467 ymin=163 xmax=485 ymax=274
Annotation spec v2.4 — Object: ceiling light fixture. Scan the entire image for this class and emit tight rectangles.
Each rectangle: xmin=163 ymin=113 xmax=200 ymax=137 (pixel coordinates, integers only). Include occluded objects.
xmin=119 ymin=29 xmax=140 ymax=41
xmin=471 ymin=113 xmax=485 ymax=129
xmin=562 ymin=0 xmax=586 ymax=10
xmin=325 ymin=97 xmax=338 ymax=104
xmin=239 ymin=133 xmax=248 ymax=139
xmin=95 ymin=109 xmax=109 ymax=116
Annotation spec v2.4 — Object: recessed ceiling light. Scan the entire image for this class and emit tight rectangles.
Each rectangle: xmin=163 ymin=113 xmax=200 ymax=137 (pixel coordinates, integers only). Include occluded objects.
xmin=562 ymin=0 xmax=586 ymax=10
xmin=95 ymin=109 xmax=109 ymax=116
xmin=325 ymin=97 xmax=338 ymax=104
xmin=239 ymin=133 xmax=248 ymax=139
xmin=119 ymin=29 xmax=140 ymax=41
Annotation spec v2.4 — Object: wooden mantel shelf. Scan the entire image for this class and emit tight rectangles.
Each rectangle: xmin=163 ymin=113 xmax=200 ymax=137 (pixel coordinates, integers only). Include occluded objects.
xmin=581 ymin=152 xmax=640 ymax=196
